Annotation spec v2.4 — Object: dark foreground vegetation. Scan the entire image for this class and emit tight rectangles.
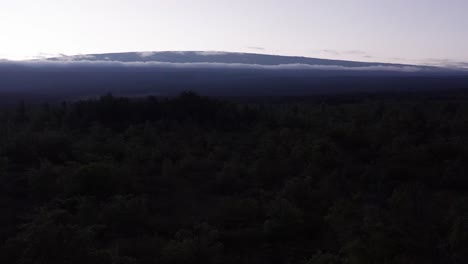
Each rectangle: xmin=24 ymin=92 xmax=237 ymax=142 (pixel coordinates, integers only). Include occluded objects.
xmin=1 ymin=92 xmax=468 ymax=264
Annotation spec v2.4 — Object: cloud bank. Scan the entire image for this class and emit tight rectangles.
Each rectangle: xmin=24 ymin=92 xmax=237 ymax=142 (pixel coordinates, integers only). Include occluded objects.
xmin=0 ymin=59 xmax=424 ymax=72
xmin=138 ymin=51 xmax=156 ymax=58
xmin=422 ymin=58 xmax=468 ymax=69
xmin=194 ymin=51 xmax=230 ymax=56
xmin=52 ymin=54 xmax=97 ymax=61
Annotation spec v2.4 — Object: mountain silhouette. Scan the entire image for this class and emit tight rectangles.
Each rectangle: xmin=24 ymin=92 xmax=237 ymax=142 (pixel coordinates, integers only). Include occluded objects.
xmin=49 ymin=51 xmax=428 ymax=68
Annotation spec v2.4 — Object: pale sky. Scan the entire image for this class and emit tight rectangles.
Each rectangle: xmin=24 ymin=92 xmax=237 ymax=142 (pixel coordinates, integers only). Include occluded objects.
xmin=1 ymin=0 xmax=467 ymax=66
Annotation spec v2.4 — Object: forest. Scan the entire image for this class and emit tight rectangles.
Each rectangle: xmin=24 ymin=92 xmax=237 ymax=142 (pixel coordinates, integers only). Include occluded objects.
xmin=0 ymin=91 xmax=468 ymax=264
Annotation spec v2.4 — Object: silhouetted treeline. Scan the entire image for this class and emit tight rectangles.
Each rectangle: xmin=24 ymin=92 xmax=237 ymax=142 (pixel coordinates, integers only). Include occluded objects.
xmin=1 ymin=92 xmax=468 ymax=263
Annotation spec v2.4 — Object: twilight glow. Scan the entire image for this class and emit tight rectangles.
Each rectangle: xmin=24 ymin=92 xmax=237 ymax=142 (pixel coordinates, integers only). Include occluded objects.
xmin=1 ymin=0 xmax=467 ymax=67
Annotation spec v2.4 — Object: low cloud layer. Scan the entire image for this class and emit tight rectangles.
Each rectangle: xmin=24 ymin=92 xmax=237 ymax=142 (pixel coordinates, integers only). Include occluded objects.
xmin=194 ymin=51 xmax=230 ymax=56
xmin=53 ymin=54 xmax=97 ymax=61
xmin=422 ymin=58 xmax=468 ymax=69
xmin=0 ymin=59 xmax=424 ymax=72
xmin=138 ymin=52 xmax=156 ymax=58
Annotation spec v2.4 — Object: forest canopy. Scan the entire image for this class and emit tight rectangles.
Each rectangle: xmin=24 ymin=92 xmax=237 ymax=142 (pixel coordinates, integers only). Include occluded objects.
xmin=1 ymin=92 xmax=468 ymax=263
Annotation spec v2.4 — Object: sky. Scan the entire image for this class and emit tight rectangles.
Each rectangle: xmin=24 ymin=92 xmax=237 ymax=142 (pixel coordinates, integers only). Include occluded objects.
xmin=1 ymin=0 xmax=467 ymax=67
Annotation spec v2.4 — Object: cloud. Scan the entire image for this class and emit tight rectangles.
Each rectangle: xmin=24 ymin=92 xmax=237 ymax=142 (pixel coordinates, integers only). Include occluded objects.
xmin=53 ymin=54 xmax=96 ymax=61
xmin=195 ymin=51 xmax=229 ymax=56
xmin=0 ymin=59 xmax=424 ymax=72
xmin=321 ymin=49 xmax=370 ymax=58
xmin=33 ymin=52 xmax=62 ymax=60
xmin=139 ymin=51 xmax=155 ymax=58
xmin=322 ymin=49 xmax=340 ymax=56
xmin=247 ymin=47 xmax=265 ymax=51
xmin=422 ymin=58 xmax=468 ymax=69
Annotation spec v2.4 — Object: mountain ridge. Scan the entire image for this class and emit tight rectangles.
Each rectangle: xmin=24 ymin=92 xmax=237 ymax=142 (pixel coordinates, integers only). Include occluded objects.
xmin=47 ymin=51 xmax=435 ymax=69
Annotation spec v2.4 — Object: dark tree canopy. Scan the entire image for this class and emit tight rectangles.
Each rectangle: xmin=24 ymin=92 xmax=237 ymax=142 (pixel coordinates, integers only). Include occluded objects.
xmin=1 ymin=92 xmax=468 ymax=263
